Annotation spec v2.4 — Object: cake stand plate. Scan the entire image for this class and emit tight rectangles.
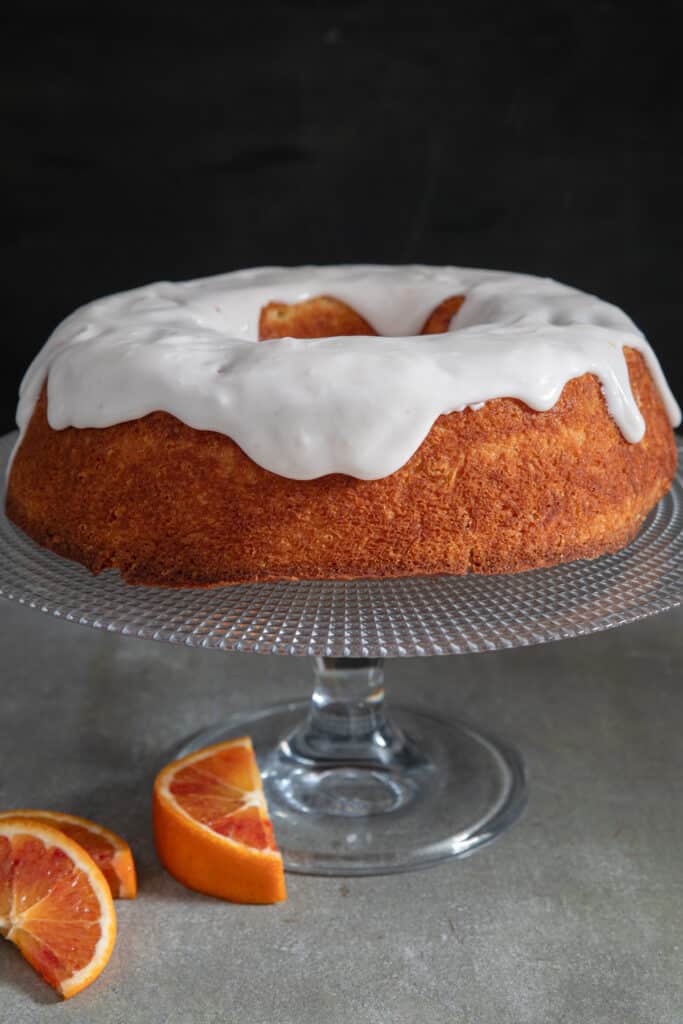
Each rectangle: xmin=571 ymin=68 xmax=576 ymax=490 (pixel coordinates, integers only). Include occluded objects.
xmin=1 ymin=432 xmax=682 ymax=875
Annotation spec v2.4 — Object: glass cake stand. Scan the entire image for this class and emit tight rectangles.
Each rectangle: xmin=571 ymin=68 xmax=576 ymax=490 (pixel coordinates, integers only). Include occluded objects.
xmin=1 ymin=431 xmax=682 ymax=875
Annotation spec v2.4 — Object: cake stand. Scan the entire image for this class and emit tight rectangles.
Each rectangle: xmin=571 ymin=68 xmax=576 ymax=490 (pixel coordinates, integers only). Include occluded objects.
xmin=1 ymin=432 xmax=682 ymax=876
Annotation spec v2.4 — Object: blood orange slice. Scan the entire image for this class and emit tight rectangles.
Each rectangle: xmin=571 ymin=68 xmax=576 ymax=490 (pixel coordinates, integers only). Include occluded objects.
xmin=0 ymin=817 xmax=116 ymax=999
xmin=0 ymin=810 xmax=136 ymax=899
xmin=153 ymin=737 xmax=286 ymax=904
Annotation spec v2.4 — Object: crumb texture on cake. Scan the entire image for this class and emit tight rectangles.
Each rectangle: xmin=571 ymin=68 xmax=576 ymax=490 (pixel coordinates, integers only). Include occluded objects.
xmin=6 ymin=298 xmax=677 ymax=586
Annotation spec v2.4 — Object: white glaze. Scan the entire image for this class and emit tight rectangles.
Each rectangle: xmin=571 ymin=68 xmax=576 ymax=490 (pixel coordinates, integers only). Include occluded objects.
xmin=13 ymin=265 xmax=681 ymax=481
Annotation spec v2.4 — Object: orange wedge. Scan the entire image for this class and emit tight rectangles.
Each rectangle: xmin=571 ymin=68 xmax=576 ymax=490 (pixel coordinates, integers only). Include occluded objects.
xmin=0 ymin=810 xmax=137 ymax=899
xmin=0 ymin=817 xmax=116 ymax=999
xmin=153 ymin=737 xmax=286 ymax=904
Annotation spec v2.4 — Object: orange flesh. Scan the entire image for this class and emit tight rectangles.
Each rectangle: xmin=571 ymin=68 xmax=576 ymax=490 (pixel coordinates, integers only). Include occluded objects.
xmin=0 ymin=834 xmax=104 ymax=991
xmin=169 ymin=746 xmax=275 ymax=852
xmin=0 ymin=811 xmax=137 ymax=899
xmin=153 ymin=737 xmax=286 ymax=904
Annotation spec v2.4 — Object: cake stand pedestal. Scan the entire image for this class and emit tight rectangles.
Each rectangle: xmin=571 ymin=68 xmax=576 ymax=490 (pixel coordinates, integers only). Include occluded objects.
xmin=1 ymin=432 xmax=682 ymax=875
xmin=175 ymin=660 xmax=526 ymax=873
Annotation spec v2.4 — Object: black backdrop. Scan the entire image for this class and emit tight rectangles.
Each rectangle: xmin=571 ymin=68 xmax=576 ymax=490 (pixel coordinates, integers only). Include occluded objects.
xmin=2 ymin=2 xmax=682 ymax=433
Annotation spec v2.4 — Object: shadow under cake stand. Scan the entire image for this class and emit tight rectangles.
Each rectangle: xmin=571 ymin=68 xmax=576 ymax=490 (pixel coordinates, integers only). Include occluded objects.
xmin=1 ymin=432 xmax=682 ymax=876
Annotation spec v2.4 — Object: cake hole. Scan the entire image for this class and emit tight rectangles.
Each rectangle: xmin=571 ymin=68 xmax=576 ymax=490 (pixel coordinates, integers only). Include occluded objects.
xmin=257 ymin=294 xmax=465 ymax=341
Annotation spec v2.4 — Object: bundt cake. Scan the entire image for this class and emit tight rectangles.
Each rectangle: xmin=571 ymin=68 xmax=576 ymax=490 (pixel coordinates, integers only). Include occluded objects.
xmin=5 ymin=265 xmax=680 ymax=586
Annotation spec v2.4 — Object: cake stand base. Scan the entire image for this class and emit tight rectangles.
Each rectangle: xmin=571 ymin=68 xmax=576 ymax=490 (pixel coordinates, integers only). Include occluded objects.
xmin=175 ymin=659 xmax=527 ymax=875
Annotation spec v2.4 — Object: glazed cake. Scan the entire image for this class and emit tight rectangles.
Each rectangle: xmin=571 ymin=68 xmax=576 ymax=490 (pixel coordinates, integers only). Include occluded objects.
xmin=5 ymin=265 xmax=680 ymax=586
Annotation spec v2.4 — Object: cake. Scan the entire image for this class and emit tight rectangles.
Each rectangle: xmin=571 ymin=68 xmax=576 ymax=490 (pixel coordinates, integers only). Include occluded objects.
xmin=5 ymin=265 xmax=680 ymax=586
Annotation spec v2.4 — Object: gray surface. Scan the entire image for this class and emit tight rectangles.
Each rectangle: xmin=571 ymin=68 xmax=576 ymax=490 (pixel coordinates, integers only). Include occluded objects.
xmin=0 ymin=599 xmax=681 ymax=1024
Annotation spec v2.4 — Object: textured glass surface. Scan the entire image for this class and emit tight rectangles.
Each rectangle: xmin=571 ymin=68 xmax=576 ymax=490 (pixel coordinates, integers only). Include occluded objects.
xmin=1 ymin=432 xmax=681 ymax=657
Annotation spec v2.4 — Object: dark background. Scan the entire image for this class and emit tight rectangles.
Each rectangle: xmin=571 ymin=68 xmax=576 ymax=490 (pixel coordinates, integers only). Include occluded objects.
xmin=2 ymin=1 xmax=682 ymax=432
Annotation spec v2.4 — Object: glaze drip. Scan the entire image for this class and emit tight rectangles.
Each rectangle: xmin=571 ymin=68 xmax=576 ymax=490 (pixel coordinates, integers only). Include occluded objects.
xmin=14 ymin=265 xmax=681 ymax=481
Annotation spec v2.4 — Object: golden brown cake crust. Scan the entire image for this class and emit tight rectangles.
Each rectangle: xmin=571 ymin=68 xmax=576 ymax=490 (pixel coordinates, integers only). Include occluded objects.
xmin=420 ymin=295 xmax=466 ymax=334
xmin=5 ymin=348 xmax=677 ymax=587
xmin=259 ymin=295 xmax=378 ymax=339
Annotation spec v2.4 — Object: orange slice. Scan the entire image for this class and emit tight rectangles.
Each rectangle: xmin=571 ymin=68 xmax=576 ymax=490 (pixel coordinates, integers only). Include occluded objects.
xmin=153 ymin=737 xmax=286 ymax=904
xmin=0 ymin=817 xmax=116 ymax=999
xmin=0 ymin=810 xmax=137 ymax=899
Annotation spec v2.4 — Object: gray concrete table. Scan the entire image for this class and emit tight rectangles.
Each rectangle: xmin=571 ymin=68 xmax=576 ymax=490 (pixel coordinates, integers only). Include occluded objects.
xmin=0 ymin=598 xmax=681 ymax=1024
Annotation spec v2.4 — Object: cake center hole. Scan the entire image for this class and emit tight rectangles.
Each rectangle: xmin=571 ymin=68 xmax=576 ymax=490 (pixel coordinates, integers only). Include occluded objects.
xmin=257 ymin=294 xmax=465 ymax=342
